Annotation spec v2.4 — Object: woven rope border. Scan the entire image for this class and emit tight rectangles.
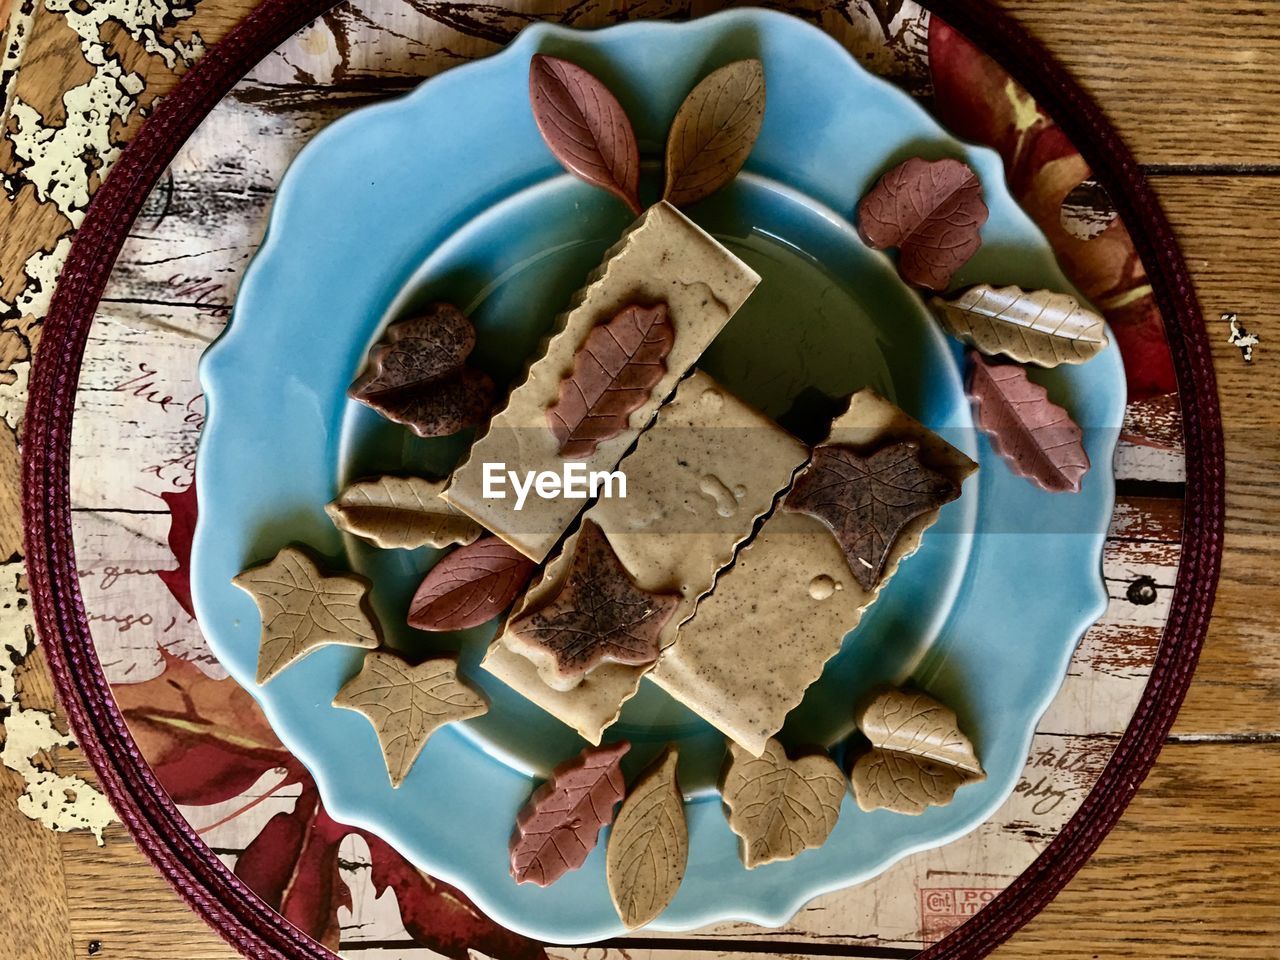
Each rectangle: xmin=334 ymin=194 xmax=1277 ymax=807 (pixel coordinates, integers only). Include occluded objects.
xmin=22 ymin=2 xmax=1224 ymax=958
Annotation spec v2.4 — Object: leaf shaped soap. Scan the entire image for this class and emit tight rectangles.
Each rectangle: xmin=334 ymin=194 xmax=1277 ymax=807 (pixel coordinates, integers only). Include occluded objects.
xmin=510 ymin=741 xmax=630 ymax=886
xmin=232 ymin=546 xmax=380 ymax=684
xmin=546 ymin=303 xmax=675 ymax=459
xmin=607 ymin=747 xmax=687 ymax=929
xmin=506 ymin=520 xmax=681 ymax=690
xmin=664 ymin=59 xmax=765 ymax=208
xmin=720 ymin=739 xmax=844 ymax=867
xmin=529 ymin=54 xmax=641 ymax=214
xmin=851 ymin=687 xmax=984 ymax=815
xmin=326 ymin=475 xmax=482 ymax=549
xmin=407 ymin=536 xmax=537 ymax=632
xmin=784 ymin=441 xmax=960 ymax=590
xmin=333 ymin=651 xmax=488 ymax=787
xmin=968 ymin=351 xmax=1090 ymax=493
xmin=857 ymin=157 xmax=988 ymax=291
xmin=931 ymin=284 xmax=1109 ymax=366
xmin=349 ymin=303 xmax=495 ymax=438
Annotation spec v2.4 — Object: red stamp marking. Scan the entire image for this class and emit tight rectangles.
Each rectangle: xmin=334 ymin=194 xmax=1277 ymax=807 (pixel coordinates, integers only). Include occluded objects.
xmin=920 ymin=887 xmax=1001 ymax=942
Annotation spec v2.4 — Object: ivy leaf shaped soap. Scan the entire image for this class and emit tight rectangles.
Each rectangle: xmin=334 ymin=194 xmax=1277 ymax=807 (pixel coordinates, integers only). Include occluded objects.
xmin=546 ymin=303 xmax=675 ymax=459
xmin=407 ymin=536 xmax=537 ymax=632
xmin=850 ymin=687 xmax=985 ymax=815
xmin=607 ymin=746 xmax=687 ymax=929
xmin=857 ymin=157 xmax=988 ymax=291
xmin=784 ymin=441 xmax=960 ymax=591
xmin=232 ymin=546 xmax=380 ymax=684
xmin=333 ymin=651 xmax=488 ymax=787
xmin=509 ymin=741 xmax=631 ymax=886
xmin=663 ymin=59 xmax=766 ymax=209
xmin=968 ymin=351 xmax=1090 ymax=492
xmin=529 ymin=54 xmax=641 ymax=215
xmin=506 ymin=520 xmax=680 ymax=690
xmin=720 ymin=738 xmax=845 ymax=868
xmin=349 ymin=302 xmax=495 ymax=438
xmin=326 ymin=475 xmax=482 ymax=549
xmin=930 ymin=284 xmax=1109 ymax=366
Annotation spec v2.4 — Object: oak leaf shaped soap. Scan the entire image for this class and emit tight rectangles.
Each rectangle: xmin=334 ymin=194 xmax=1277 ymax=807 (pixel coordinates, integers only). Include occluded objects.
xmin=968 ymin=351 xmax=1090 ymax=492
xmin=850 ymin=687 xmax=984 ymax=815
xmin=349 ymin=302 xmax=495 ymax=438
xmin=407 ymin=536 xmax=537 ymax=632
xmin=607 ymin=746 xmax=687 ymax=929
xmin=232 ymin=546 xmax=380 ymax=684
xmin=529 ymin=54 xmax=641 ymax=214
xmin=509 ymin=741 xmax=631 ymax=886
xmin=931 ymin=284 xmax=1109 ymax=366
xmin=663 ymin=59 xmax=765 ymax=208
xmin=857 ymin=156 xmax=988 ymax=291
xmin=546 ymin=303 xmax=675 ymax=459
xmin=784 ymin=441 xmax=960 ymax=591
xmin=326 ymin=475 xmax=482 ymax=549
xmin=720 ymin=739 xmax=844 ymax=867
xmin=333 ymin=651 xmax=487 ymax=787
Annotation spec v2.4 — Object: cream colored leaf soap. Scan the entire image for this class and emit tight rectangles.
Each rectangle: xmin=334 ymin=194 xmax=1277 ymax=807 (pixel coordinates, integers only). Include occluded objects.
xmin=444 ymin=202 xmax=760 ymax=562
xmin=650 ymin=388 xmax=977 ymax=755
xmin=482 ymin=372 xmax=807 ymax=742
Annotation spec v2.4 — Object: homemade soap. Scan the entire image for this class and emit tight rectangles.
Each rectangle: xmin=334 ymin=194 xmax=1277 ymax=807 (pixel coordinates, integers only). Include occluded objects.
xmin=444 ymin=202 xmax=760 ymax=561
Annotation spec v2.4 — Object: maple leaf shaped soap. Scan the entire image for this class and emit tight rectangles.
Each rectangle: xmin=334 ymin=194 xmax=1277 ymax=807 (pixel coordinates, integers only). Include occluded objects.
xmin=509 ymin=741 xmax=630 ymax=886
xmin=857 ymin=157 xmax=988 ymax=291
xmin=349 ymin=302 xmax=495 ymax=438
xmin=546 ymin=303 xmax=675 ymax=459
xmin=232 ymin=546 xmax=380 ymax=684
xmin=506 ymin=520 xmax=680 ymax=691
xmin=784 ymin=441 xmax=960 ymax=591
xmin=333 ymin=651 xmax=488 ymax=787
xmin=407 ymin=536 xmax=537 ymax=632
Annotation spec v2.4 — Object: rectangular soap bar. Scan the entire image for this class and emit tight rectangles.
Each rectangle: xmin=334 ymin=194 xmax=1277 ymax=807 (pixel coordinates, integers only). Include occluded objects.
xmin=481 ymin=371 xmax=808 ymax=742
xmin=649 ymin=388 xmax=977 ymax=756
xmin=444 ymin=202 xmax=761 ymax=562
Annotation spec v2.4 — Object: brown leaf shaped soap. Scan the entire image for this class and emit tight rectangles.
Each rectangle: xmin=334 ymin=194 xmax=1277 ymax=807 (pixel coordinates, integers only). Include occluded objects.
xmin=510 ymin=741 xmax=630 ymax=886
xmin=232 ymin=546 xmax=380 ymax=684
xmin=720 ymin=739 xmax=844 ymax=867
xmin=546 ymin=303 xmax=675 ymax=459
xmin=607 ymin=746 xmax=687 ymax=929
xmin=968 ymin=351 xmax=1089 ymax=492
xmin=506 ymin=520 xmax=680 ymax=690
xmin=664 ymin=59 xmax=765 ymax=208
xmin=850 ymin=687 xmax=984 ymax=815
xmin=333 ymin=651 xmax=488 ymax=787
xmin=857 ymin=157 xmax=988 ymax=291
xmin=326 ymin=475 xmax=482 ymax=549
xmin=930 ymin=284 xmax=1109 ymax=366
xmin=529 ymin=54 xmax=641 ymax=215
xmin=407 ymin=536 xmax=537 ymax=632
xmin=349 ymin=302 xmax=495 ymax=438
xmin=784 ymin=441 xmax=960 ymax=591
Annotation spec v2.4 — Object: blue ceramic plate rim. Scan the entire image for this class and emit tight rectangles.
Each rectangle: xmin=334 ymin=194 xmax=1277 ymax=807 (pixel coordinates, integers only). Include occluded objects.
xmin=192 ymin=9 xmax=1125 ymax=943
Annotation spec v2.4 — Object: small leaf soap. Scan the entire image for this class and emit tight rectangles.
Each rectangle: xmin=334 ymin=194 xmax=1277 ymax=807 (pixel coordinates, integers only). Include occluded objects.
xmin=664 ymin=59 xmax=765 ymax=208
xmin=232 ymin=546 xmax=380 ymax=684
xmin=930 ymin=284 xmax=1109 ymax=366
xmin=607 ymin=747 xmax=687 ymax=929
xmin=407 ymin=536 xmax=537 ymax=632
xmin=721 ymin=738 xmax=844 ymax=867
xmin=326 ymin=475 xmax=482 ymax=549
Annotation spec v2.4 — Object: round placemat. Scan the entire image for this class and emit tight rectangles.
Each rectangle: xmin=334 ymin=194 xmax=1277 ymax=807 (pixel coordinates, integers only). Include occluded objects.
xmin=23 ymin=1 xmax=1223 ymax=958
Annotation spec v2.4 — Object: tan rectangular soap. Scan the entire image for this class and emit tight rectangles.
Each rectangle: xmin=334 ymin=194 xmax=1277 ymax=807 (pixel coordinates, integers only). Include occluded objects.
xmin=481 ymin=372 xmax=808 ymax=742
xmin=649 ymin=388 xmax=977 ymax=756
xmin=444 ymin=202 xmax=761 ymax=562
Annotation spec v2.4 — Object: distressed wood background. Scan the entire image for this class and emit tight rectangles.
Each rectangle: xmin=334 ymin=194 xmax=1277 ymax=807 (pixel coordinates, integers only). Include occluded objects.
xmin=1 ymin=1 xmax=1278 ymax=959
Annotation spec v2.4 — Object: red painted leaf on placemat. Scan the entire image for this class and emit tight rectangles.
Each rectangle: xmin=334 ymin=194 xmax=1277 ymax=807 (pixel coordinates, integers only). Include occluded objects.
xmin=968 ymin=351 xmax=1089 ymax=493
xmin=510 ymin=741 xmax=630 ymax=886
xmin=157 ymin=484 xmax=197 ymax=618
xmin=546 ymin=302 xmax=674 ymax=459
xmin=407 ymin=536 xmax=537 ymax=631
xmin=857 ymin=156 xmax=988 ymax=291
xmin=530 ymin=54 xmax=641 ymax=214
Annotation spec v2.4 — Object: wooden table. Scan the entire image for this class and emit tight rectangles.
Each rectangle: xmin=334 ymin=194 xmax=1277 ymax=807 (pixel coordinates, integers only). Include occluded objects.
xmin=1 ymin=1 xmax=1277 ymax=958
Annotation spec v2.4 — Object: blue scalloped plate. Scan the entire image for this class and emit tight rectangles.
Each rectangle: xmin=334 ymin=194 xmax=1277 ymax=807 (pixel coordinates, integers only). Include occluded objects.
xmin=193 ymin=9 xmax=1124 ymax=944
